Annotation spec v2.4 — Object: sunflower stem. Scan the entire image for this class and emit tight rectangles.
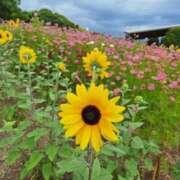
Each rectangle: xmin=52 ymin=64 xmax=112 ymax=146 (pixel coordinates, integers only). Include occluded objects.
xmin=27 ymin=63 xmax=33 ymax=109
xmin=88 ymin=145 xmax=95 ymax=180
xmin=52 ymin=72 xmax=60 ymax=120
xmin=92 ymin=66 xmax=97 ymax=83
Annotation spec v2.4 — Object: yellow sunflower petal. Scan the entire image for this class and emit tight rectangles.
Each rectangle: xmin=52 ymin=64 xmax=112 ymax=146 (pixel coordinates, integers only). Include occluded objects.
xmin=80 ymin=125 xmax=91 ymax=150
xmin=99 ymin=120 xmax=118 ymax=142
xmin=65 ymin=121 xmax=84 ymax=137
xmin=110 ymin=96 xmax=120 ymax=104
xmin=109 ymin=114 xmax=124 ymax=122
xmin=60 ymin=114 xmax=81 ymax=125
xmin=59 ymin=104 xmax=80 ymax=115
xmin=66 ymin=92 xmax=79 ymax=104
xmin=91 ymin=125 xmax=102 ymax=152
xmin=76 ymin=84 xmax=87 ymax=97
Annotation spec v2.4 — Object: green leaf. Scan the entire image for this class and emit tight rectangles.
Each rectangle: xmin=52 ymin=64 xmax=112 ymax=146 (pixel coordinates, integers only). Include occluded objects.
xmin=106 ymin=160 xmax=117 ymax=173
xmin=101 ymin=145 xmax=114 ymax=156
xmin=25 ymin=151 xmax=44 ymax=171
xmin=19 ymin=137 xmax=36 ymax=150
xmin=72 ymin=162 xmax=89 ymax=180
xmin=20 ymin=167 xmax=29 ymax=180
xmin=49 ymin=91 xmax=55 ymax=101
xmin=33 ymin=99 xmax=46 ymax=104
xmin=42 ymin=163 xmax=53 ymax=180
xmin=18 ymin=102 xmax=32 ymax=109
xmin=107 ymin=144 xmax=127 ymax=156
xmin=98 ymin=168 xmax=113 ymax=180
xmin=59 ymin=144 xmax=74 ymax=158
xmin=27 ymin=128 xmax=48 ymax=141
xmin=57 ymin=158 xmax=87 ymax=175
xmin=45 ymin=144 xmax=58 ymax=161
xmin=138 ymin=106 xmax=147 ymax=110
xmin=131 ymin=136 xmax=144 ymax=149
xmin=129 ymin=122 xmax=143 ymax=129
xmin=0 ymin=137 xmax=17 ymax=148
xmin=102 ymin=144 xmax=127 ymax=157
xmin=6 ymin=149 xmax=21 ymax=165
xmin=118 ymin=176 xmax=126 ymax=180
xmin=18 ymin=120 xmax=32 ymax=131
xmin=172 ymin=160 xmax=180 ymax=179
xmin=125 ymin=159 xmax=138 ymax=177
xmin=147 ymin=141 xmax=160 ymax=154
xmin=144 ymin=158 xmax=153 ymax=171
xmin=92 ymin=158 xmax=101 ymax=180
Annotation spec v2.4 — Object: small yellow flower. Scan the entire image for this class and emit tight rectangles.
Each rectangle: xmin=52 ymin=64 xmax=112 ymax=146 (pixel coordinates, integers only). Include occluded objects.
xmin=19 ymin=46 xmax=37 ymax=64
xmin=8 ymin=19 xmax=20 ymax=28
xmin=4 ymin=31 xmax=13 ymax=42
xmin=109 ymin=44 xmax=114 ymax=48
xmin=82 ymin=49 xmax=110 ymax=79
xmin=57 ymin=62 xmax=66 ymax=71
xmin=0 ymin=30 xmax=8 ymax=45
xmin=59 ymin=83 xmax=125 ymax=152
xmin=169 ymin=44 xmax=175 ymax=50
xmin=87 ymin=41 xmax=95 ymax=45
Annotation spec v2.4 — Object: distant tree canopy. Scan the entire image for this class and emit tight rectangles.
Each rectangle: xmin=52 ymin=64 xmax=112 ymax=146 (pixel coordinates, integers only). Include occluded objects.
xmin=0 ymin=0 xmax=77 ymax=28
xmin=162 ymin=27 xmax=180 ymax=47
xmin=0 ymin=0 xmax=21 ymax=19
xmin=38 ymin=9 xmax=76 ymax=28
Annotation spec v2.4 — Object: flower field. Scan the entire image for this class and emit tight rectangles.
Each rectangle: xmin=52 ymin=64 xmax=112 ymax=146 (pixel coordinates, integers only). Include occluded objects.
xmin=0 ymin=20 xmax=180 ymax=179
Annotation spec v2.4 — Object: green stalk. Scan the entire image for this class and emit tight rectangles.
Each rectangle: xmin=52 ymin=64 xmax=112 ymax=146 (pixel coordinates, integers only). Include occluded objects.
xmin=92 ymin=66 xmax=97 ymax=83
xmin=52 ymin=72 xmax=60 ymax=120
xmin=27 ymin=63 xmax=33 ymax=109
xmin=88 ymin=146 xmax=95 ymax=180
xmin=87 ymin=66 xmax=97 ymax=180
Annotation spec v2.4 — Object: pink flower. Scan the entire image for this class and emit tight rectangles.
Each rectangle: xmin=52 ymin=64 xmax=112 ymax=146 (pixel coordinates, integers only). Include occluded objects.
xmin=154 ymin=71 xmax=167 ymax=81
xmin=108 ymin=72 xmax=113 ymax=77
xmin=168 ymin=81 xmax=178 ymax=89
xmin=147 ymin=83 xmax=155 ymax=91
xmin=130 ymin=69 xmax=137 ymax=75
xmin=127 ymin=61 xmax=133 ymax=65
xmin=171 ymin=62 xmax=177 ymax=68
xmin=137 ymin=71 xmax=144 ymax=79
xmin=113 ymin=88 xmax=121 ymax=96
xmin=75 ymin=60 xmax=80 ymax=64
xmin=113 ymin=55 xmax=119 ymax=59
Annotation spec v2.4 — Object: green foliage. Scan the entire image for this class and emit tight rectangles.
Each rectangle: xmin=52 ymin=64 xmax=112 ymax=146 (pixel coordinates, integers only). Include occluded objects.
xmin=162 ymin=27 xmax=180 ymax=47
xmin=0 ymin=0 xmax=76 ymax=28
xmin=38 ymin=8 xmax=76 ymax=27
xmin=0 ymin=40 xmax=159 ymax=179
xmin=0 ymin=21 xmax=177 ymax=179
xmin=172 ymin=160 xmax=180 ymax=180
xmin=0 ymin=0 xmax=20 ymax=19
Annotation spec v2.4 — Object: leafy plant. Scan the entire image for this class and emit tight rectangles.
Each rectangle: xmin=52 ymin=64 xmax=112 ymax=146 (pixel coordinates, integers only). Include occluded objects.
xmin=162 ymin=27 xmax=180 ymax=47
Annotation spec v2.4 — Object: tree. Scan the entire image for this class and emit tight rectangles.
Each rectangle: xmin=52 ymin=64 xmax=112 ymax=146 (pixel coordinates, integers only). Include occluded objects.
xmin=0 ymin=0 xmax=21 ymax=19
xmin=162 ymin=27 xmax=180 ymax=47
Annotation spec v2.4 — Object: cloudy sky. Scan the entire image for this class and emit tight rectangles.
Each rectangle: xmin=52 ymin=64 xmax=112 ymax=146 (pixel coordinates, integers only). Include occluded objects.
xmin=20 ymin=0 xmax=180 ymax=36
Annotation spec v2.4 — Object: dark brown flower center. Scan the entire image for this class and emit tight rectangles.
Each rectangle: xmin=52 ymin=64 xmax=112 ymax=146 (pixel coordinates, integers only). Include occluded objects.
xmin=81 ymin=105 xmax=101 ymax=125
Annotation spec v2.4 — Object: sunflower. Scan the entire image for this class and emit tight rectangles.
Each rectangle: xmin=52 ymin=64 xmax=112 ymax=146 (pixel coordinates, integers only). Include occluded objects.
xmin=19 ymin=46 xmax=37 ymax=64
xmin=8 ymin=19 xmax=20 ymax=28
xmin=59 ymin=83 xmax=125 ymax=152
xmin=4 ymin=31 xmax=13 ymax=42
xmin=57 ymin=62 xmax=66 ymax=71
xmin=0 ymin=30 xmax=8 ymax=45
xmin=82 ymin=49 xmax=110 ymax=79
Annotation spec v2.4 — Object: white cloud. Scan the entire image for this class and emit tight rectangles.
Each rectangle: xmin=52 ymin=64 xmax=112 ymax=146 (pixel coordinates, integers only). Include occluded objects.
xmin=20 ymin=0 xmax=180 ymax=35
